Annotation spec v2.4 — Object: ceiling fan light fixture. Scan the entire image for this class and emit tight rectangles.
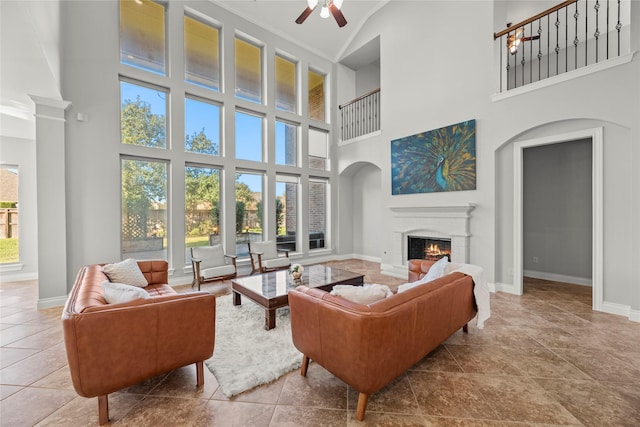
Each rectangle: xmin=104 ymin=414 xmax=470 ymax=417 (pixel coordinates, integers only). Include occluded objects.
xmin=320 ymin=5 xmax=330 ymax=18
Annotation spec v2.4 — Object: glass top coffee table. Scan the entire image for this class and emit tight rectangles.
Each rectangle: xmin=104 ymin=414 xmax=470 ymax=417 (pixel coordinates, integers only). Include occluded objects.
xmin=231 ymin=264 xmax=364 ymax=330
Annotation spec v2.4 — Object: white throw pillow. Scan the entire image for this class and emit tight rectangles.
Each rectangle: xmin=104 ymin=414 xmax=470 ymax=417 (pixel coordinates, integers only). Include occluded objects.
xmin=102 ymin=258 xmax=148 ymax=287
xmin=397 ymin=256 xmax=450 ymax=294
xmin=102 ymin=281 xmax=150 ymax=304
xmin=330 ymin=284 xmax=393 ymax=305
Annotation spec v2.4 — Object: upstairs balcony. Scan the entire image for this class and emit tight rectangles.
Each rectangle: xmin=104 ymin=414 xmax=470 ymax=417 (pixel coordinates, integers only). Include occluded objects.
xmin=339 ymin=88 xmax=380 ymax=142
xmin=494 ymin=0 xmax=632 ymax=95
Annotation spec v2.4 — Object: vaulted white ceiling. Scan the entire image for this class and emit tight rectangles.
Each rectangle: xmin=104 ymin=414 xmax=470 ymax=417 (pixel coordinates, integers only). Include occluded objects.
xmin=0 ymin=0 xmax=387 ymax=141
xmin=215 ymin=0 xmax=388 ymax=62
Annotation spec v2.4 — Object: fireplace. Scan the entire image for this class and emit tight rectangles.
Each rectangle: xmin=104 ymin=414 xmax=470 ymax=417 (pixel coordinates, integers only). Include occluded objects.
xmin=407 ymin=236 xmax=451 ymax=261
xmin=384 ymin=205 xmax=475 ymax=277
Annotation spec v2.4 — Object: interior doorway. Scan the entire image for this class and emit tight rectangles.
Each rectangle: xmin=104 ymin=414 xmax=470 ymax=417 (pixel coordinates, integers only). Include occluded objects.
xmin=513 ymin=128 xmax=603 ymax=311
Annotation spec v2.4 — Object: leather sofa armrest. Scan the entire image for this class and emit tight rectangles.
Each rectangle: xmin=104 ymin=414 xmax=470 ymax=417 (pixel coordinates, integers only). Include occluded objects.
xmin=407 ymin=259 xmax=436 ymax=282
xmin=63 ymin=292 xmax=215 ymax=398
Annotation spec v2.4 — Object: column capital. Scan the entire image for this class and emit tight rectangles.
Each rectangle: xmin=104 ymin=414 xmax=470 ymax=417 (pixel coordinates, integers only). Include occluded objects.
xmin=29 ymin=95 xmax=72 ymax=122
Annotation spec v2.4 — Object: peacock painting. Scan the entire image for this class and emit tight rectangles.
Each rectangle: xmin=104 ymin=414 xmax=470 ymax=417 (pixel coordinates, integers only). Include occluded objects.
xmin=391 ymin=120 xmax=476 ymax=195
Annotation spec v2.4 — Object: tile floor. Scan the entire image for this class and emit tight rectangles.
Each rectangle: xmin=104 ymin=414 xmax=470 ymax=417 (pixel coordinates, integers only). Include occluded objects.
xmin=1 ymin=259 xmax=639 ymax=426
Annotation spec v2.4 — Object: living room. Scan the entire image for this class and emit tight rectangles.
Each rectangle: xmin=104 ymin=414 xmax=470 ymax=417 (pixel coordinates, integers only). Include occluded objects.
xmin=1 ymin=0 xmax=639 ymax=425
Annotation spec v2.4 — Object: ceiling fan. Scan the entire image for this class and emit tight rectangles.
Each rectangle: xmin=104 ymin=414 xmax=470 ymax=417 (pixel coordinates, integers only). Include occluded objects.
xmin=505 ymin=24 xmax=540 ymax=55
xmin=296 ymin=0 xmax=347 ymax=28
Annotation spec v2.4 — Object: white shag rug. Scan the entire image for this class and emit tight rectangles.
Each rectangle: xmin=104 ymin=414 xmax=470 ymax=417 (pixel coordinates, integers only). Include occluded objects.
xmin=205 ymin=294 xmax=302 ymax=397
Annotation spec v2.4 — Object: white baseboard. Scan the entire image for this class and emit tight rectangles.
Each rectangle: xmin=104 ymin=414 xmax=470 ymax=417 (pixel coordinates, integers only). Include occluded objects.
xmin=0 ymin=271 xmax=38 ymax=283
xmin=380 ymin=263 xmax=407 ymax=279
xmin=353 ymin=254 xmax=382 ymax=263
xmin=494 ymin=281 xmax=519 ymax=295
xmin=601 ymin=301 xmax=640 ymax=323
xmin=523 ymin=270 xmax=592 ymax=286
xmin=495 ymin=281 xmax=639 ymax=323
xmin=37 ymin=295 xmax=68 ymax=309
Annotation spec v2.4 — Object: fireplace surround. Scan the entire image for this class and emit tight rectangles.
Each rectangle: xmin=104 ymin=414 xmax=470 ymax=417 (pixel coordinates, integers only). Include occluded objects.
xmin=386 ymin=205 xmax=475 ymax=275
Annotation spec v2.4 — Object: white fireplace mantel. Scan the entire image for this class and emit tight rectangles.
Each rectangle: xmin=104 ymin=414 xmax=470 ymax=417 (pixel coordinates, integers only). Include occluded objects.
xmin=384 ymin=204 xmax=476 ymax=276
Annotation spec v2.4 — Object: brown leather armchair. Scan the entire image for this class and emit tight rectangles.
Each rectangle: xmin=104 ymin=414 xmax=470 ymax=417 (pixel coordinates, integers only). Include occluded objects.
xmin=288 ymin=262 xmax=476 ymax=421
xmin=62 ymin=260 xmax=215 ymax=425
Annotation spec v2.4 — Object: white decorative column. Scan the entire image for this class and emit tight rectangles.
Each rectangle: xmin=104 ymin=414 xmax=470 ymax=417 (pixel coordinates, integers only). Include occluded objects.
xmin=30 ymin=95 xmax=72 ymax=308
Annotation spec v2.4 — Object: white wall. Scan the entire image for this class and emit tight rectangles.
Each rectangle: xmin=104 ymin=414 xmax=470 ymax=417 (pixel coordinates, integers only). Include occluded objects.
xmin=337 ymin=1 xmax=640 ymax=316
xmin=523 ymin=139 xmax=592 ymax=283
xmin=352 ymin=164 xmax=382 ymax=260
xmin=0 ymin=136 xmax=38 ymax=281
xmin=355 ymin=62 xmax=380 ymax=96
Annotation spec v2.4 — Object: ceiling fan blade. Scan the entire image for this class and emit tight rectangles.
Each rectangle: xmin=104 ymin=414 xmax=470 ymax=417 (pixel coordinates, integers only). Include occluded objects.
xmin=295 ymin=6 xmax=315 ymax=24
xmin=329 ymin=3 xmax=347 ymax=27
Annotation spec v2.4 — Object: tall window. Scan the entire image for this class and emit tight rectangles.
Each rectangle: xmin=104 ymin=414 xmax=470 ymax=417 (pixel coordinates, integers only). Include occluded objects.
xmin=121 ymin=158 xmax=167 ymax=260
xmin=308 ymin=69 xmax=325 ymax=121
xmin=308 ymin=128 xmax=328 ymax=171
xmin=185 ymin=97 xmax=220 ymax=155
xmin=276 ymin=120 xmax=298 ymax=166
xmin=235 ymin=37 xmax=262 ymax=103
xmin=120 ymin=0 xmax=166 ymax=75
xmin=121 ymin=80 xmax=167 ymax=149
xmin=0 ymin=166 xmax=19 ymax=264
xmin=185 ymin=166 xmax=220 ymax=263
xmin=276 ymin=175 xmax=299 ymax=252
xmin=308 ymin=179 xmax=328 ymax=250
xmin=235 ymin=111 xmax=263 ymax=162
xmin=236 ymin=172 xmax=263 ymax=257
xmin=275 ymin=55 xmax=297 ymax=113
xmin=118 ymin=3 xmax=333 ymax=268
xmin=184 ymin=14 xmax=220 ymax=90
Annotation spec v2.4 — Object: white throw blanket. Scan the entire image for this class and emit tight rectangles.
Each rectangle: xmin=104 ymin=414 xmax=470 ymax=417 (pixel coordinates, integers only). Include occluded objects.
xmin=447 ymin=263 xmax=491 ymax=329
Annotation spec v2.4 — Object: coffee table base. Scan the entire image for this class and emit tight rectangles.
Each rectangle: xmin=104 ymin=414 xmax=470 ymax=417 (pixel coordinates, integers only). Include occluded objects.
xmin=231 ymin=265 xmax=364 ymax=330
xmin=232 ymin=291 xmax=283 ymax=330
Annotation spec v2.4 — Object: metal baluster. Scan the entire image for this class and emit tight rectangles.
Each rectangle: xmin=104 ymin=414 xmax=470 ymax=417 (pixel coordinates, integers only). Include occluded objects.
xmin=574 ymin=2 xmax=579 ymax=70
xmin=547 ymin=15 xmax=550 ymax=78
xmin=366 ymin=96 xmax=370 ymax=134
xmin=607 ymin=0 xmax=610 ymax=59
xmin=537 ymin=19 xmax=542 ymax=83
xmin=595 ymin=0 xmax=600 ymax=62
xmin=500 ymin=36 xmax=503 ymax=92
xmin=566 ymin=6 xmax=568 ymax=73
xmin=516 ymin=32 xmax=526 ymax=86
xmin=529 ymin=23 xmax=533 ymax=84
xmin=555 ymin=11 xmax=560 ymax=76
xmin=616 ymin=0 xmax=621 ymax=56
xmin=585 ymin=0 xmax=588 ymax=66
xmin=507 ymin=31 xmax=512 ymax=88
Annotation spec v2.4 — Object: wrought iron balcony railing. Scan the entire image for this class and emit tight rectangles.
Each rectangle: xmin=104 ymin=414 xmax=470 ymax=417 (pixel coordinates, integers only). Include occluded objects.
xmin=339 ymin=88 xmax=380 ymax=141
xmin=494 ymin=0 xmax=628 ymax=92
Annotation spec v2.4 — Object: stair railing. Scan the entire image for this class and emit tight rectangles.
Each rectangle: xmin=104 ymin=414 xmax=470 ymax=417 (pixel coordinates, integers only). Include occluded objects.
xmin=339 ymin=88 xmax=380 ymax=141
xmin=494 ymin=0 xmax=627 ymax=92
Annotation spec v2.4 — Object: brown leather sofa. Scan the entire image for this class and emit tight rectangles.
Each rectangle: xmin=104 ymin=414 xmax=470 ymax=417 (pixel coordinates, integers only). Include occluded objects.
xmin=288 ymin=259 xmax=477 ymax=421
xmin=62 ymin=260 xmax=216 ymax=425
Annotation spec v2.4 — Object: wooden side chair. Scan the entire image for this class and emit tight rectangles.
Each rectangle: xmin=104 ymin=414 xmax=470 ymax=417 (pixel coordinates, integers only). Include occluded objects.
xmin=191 ymin=245 xmax=237 ymax=290
xmin=248 ymin=240 xmax=291 ymax=275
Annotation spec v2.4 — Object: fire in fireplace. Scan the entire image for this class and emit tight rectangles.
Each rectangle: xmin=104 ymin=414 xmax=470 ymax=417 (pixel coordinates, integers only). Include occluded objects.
xmin=407 ymin=236 xmax=451 ymax=261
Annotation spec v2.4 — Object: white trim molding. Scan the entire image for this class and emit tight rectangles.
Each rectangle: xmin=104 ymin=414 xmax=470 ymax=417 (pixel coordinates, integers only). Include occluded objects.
xmin=513 ymin=127 xmax=604 ymax=312
xmin=37 ymin=295 xmax=68 ymax=309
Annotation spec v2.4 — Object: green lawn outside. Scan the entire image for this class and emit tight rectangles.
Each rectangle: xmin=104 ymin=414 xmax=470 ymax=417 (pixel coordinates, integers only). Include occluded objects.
xmin=0 ymin=238 xmax=19 ymax=264
xmin=186 ymin=235 xmax=209 ymax=248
